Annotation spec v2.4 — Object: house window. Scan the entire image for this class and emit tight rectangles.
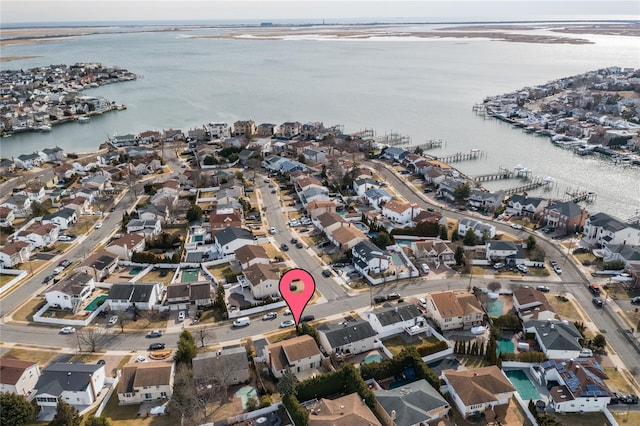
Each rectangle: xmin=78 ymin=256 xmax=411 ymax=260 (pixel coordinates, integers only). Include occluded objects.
xmin=471 ymin=404 xmax=483 ymax=409
xmin=161 ymin=392 xmax=167 ymax=398
xmin=466 ymin=315 xmax=471 ymax=321
xmin=444 ymin=318 xmax=452 ymax=322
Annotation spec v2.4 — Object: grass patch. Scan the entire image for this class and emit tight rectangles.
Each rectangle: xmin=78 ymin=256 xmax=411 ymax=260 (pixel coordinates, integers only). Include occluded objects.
xmin=458 ymin=355 xmax=491 ymax=369
xmin=121 ymin=312 xmax=169 ymax=331
xmin=206 ymin=263 xmax=232 ymax=282
xmin=139 ymin=268 xmax=175 ymax=285
xmin=265 ymin=329 xmax=297 ymax=344
xmin=613 ymin=411 xmax=640 ymax=425
xmin=100 ymin=388 xmax=179 ymax=426
xmin=604 ymin=367 xmax=635 ymax=393
xmin=11 ymin=298 xmax=46 ymax=322
xmin=0 ymin=273 xmax=16 ymax=287
xmin=114 ymin=355 xmax=132 ymax=377
xmin=547 ymin=295 xmax=582 ymax=321
xmin=382 ymin=335 xmax=441 ymax=356
xmin=4 ymin=347 xmax=57 ymax=368
xmin=70 ymin=352 xmax=105 ymax=364
xmin=548 ymin=412 xmax=611 ymax=426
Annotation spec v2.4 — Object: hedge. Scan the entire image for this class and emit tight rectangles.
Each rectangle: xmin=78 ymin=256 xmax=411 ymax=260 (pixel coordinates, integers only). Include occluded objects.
xmin=283 ymin=394 xmax=308 ymax=426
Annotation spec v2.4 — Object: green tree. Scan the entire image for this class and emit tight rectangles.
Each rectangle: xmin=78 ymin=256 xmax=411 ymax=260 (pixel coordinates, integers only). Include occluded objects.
xmin=439 ymin=225 xmax=449 ymax=240
xmin=186 ymin=205 xmax=203 ymax=222
xmin=526 ymin=235 xmax=537 ymax=250
xmin=30 ymin=201 xmax=48 ymax=217
xmin=84 ymin=416 xmax=112 ymax=426
xmin=214 ymin=282 xmax=226 ymax=309
xmin=0 ymin=392 xmax=35 ymax=426
xmin=246 ymin=397 xmax=259 ymax=411
xmin=463 ymin=228 xmax=477 ymax=246
xmin=414 ymin=146 xmax=424 ymax=155
xmin=49 ymin=400 xmax=80 ymax=426
xmin=593 ymin=333 xmax=606 ymax=349
xmin=453 ymin=183 xmax=471 ymax=202
xmin=454 ymin=246 xmax=465 ymax=266
xmin=276 ymin=368 xmax=299 ymax=396
xmin=451 ymin=229 xmax=459 ymax=241
xmin=373 ymin=232 xmax=394 ymax=249
xmin=174 ymin=330 xmax=197 ymax=366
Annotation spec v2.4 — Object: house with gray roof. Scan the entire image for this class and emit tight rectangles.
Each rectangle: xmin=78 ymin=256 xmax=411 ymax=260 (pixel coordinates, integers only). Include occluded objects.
xmin=76 ymin=252 xmax=119 ymax=282
xmin=437 ymin=178 xmax=468 ymax=203
xmin=353 ymin=177 xmax=378 ymax=196
xmin=485 ymin=240 xmax=522 ymax=263
xmin=469 ymin=189 xmax=505 ymax=212
xmin=41 ymin=208 xmax=77 ymax=230
xmin=213 ymin=226 xmax=256 ymax=257
xmin=166 ymin=282 xmax=212 ymax=306
xmin=126 ymin=219 xmax=161 ymax=236
xmin=384 ymin=147 xmax=408 ymax=161
xmin=506 ymin=194 xmax=549 ymax=218
xmin=192 ymin=345 xmax=250 ymax=386
xmin=14 ymin=152 xmax=41 ymax=169
xmin=543 ymin=201 xmax=588 ymax=236
xmin=583 ymin=212 xmax=640 ymax=247
xmin=317 ymin=319 xmax=377 ymax=358
xmin=45 ymin=272 xmax=95 ymax=312
xmin=40 ymin=146 xmax=65 ymax=162
xmin=366 ymin=302 xmax=426 ymax=338
xmin=301 ymin=186 xmax=330 ymax=206
xmin=523 ymin=319 xmax=583 ymax=359
xmin=106 ymin=282 xmax=163 ymax=311
xmin=352 ymin=240 xmax=391 ymax=277
xmin=364 ymin=187 xmax=392 ymax=209
xmin=458 ymin=217 xmax=496 ymax=241
xmin=602 ymin=243 xmax=640 ymax=268
xmin=0 ymin=194 xmax=31 ymax=217
xmin=374 ymin=379 xmax=450 ymax=426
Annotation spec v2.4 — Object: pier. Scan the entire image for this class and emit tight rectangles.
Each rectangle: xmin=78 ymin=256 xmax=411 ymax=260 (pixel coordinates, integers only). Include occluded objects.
xmin=472 ymin=103 xmax=486 ymax=116
xmin=503 ymin=177 xmax=551 ymax=196
xmin=376 ymin=132 xmax=412 ymax=146
xmin=564 ymin=189 xmax=597 ymax=203
xmin=350 ymin=128 xmax=375 ymax=139
xmin=434 ymin=149 xmax=483 ymax=163
xmin=473 ymin=167 xmax=515 ymax=182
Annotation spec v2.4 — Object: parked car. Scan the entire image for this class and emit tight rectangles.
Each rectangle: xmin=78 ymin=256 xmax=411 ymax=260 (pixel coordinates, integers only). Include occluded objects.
xmin=280 ymin=243 xmax=289 ymax=251
xmin=387 ymin=292 xmax=402 ymax=301
xmin=280 ymin=320 xmax=295 ymax=328
xmin=94 ymin=222 xmax=103 ymax=229
xmin=107 ymin=315 xmax=119 ymax=326
xmin=53 ymin=266 xmax=64 ymax=275
xmin=57 ymin=235 xmax=72 ymax=242
xmin=536 ymin=286 xmax=550 ymax=293
xmin=421 ymin=263 xmax=430 ymax=274
xmin=493 ymin=262 xmax=505 ymax=270
xmin=146 ymin=330 xmax=163 ymax=338
xmin=135 ymin=356 xmax=147 ymax=363
xmin=295 ymin=242 xmax=303 ymax=249
xmin=291 ymin=237 xmax=298 ymax=244
xmin=631 ymin=296 xmax=640 ymax=305
xmin=419 ymin=297 xmax=427 ymax=308
xmin=283 ymin=309 xmax=291 ymax=316
xmin=60 ymin=326 xmax=76 ymax=334
xmin=373 ymin=295 xmax=387 ymax=304
xmin=301 ymin=315 xmax=315 ymax=322
xmin=262 ymin=312 xmax=277 ymax=321
xmin=321 ymin=269 xmax=332 ymax=278
xmin=553 ymin=265 xmax=562 ymax=275
xmin=42 ymin=274 xmax=54 ymax=284
xmin=620 ymin=394 xmax=639 ymax=405
xmin=516 ymin=264 xmax=528 ymax=274
xmin=269 ymin=226 xmax=276 ymax=234
xmin=510 ymin=223 xmax=522 ymax=230
xmin=149 ymin=343 xmax=166 ymax=351
xmin=178 ymin=311 xmax=186 ymax=322
xmin=59 ymin=259 xmax=72 ymax=268
xmin=588 ymin=283 xmax=601 ymax=295
xmin=592 ymin=297 xmax=603 ymax=308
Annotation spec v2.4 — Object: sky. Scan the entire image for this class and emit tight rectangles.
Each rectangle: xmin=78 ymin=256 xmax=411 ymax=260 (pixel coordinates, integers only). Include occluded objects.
xmin=1 ymin=0 xmax=639 ymax=24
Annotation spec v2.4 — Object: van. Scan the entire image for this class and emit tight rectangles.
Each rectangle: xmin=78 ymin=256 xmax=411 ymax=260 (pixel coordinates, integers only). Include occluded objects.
xmin=232 ymin=317 xmax=250 ymax=327
xmin=421 ymin=263 xmax=430 ymax=274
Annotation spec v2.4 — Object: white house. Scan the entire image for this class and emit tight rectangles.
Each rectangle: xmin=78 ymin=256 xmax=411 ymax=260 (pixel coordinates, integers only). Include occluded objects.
xmin=24 ymin=180 xmax=46 ymax=201
xmin=442 ymin=366 xmax=515 ymax=420
xmin=0 ymin=357 xmax=41 ymax=396
xmin=381 ymin=199 xmax=422 ymax=225
xmin=105 ymin=233 xmax=145 ymax=261
xmin=314 ymin=212 xmax=346 ymax=235
xmin=106 ymin=282 xmax=163 ymax=311
xmin=523 ymin=319 xmax=583 ymax=359
xmin=213 ymin=227 xmax=256 ymax=257
xmin=34 ymin=363 xmax=106 ymax=413
xmin=0 ymin=241 xmax=31 ymax=268
xmin=512 ymin=287 xmax=558 ymax=321
xmin=45 ymin=272 xmax=95 ymax=312
xmin=76 ymin=252 xmax=119 ymax=282
xmin=1 ymin=194 xmax=31 ymax=217
xmin=14 ymin=223 xmax=59 ymax=250
xmin=41 ymin=208 xmax=77 ymax=230
xmin=317 ymin=319 xmax=377 ymax=359
xmin=364 ymin=188 xmax=392 ymax=210
xmin=458 ymin=217 xmax=496 ymax=241
xmin=582 ymin=212 xmax=640 ymax=247
xmin=265 ymin=335 xmax=323 ymax=379
xmin=0 ymin=206 xmax=15 ymax=228
xmin=118 ymin=362 xmax=174 ymax=405
xmin=352 ymin=240 xmax=391 ymax=276
xmin=505 ymin=195 xmax=549 ymax=218
xmin=366 ymin=302 xmax=426 ymax=339
xmin=126 ymin=219 xmax=162 ymax=237
xmin=243 ymin=263 xmax=280 ymax=299
xmin=353 ymin=177 xmax=378 ymax=197
xmin=485 ymin=240 xmax=520 ymax=262
xmin=234 ymin=245 xmax=270 ymax=269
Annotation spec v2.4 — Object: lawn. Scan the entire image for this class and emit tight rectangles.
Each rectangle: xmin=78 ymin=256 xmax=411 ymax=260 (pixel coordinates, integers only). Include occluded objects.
xmin=383 ymin=335 xmax=441 ymax=356
xmin=547 ymin=295 xmax=583 ymax=321
xmin=70 ymin=352 xmax=105 ymax=364
xmin=98 ymin=390 xmax=178 ymax=426
xmin=206 ymin=263 xmax=232 ymax=282
xmin=613 ymin=411 xmax=640 ymax=425
xmin=265 ymin=328 xmax=297 ymax=344
xmin=121 ymin=312 xmax=169 ymax=331
xmin=139 ymin=268 xmax=175 ymax=285
xmin=11 ymin=298 xmax=46 ymax=322
xmin=548 ymin=412 xmax=611 ymax=426
xmin=3 ymin=347 xmax=58 ymax=368
xmin=0 ymin=273 xmax=17 ymax=288
xmin=604 ymin=367 xmax=635 ymax=394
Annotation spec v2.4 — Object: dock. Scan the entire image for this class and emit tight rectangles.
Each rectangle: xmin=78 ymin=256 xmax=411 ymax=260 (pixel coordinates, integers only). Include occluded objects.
xmin=564 ymin=189 xmax=597 ymax=203
xmin=350 ymin=128 xmax=375 ymax=139
xmin=472 ymin=103 xmax=486 ymax=116
xmin=434 ymin=149 xmax=483 ymax=163
xmin=503 ymin=177 xmax=552 ymax=196
xmin=376 ymin=132 xmax=412 ymax=146
xmin=473 ymin=167 xmax=515 ymax=182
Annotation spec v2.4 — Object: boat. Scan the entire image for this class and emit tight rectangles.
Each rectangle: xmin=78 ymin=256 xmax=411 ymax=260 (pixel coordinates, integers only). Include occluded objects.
xmin=38 ymin=125 xmax=52 ymax=132
xmin=77 ymin=116 xmax=90 ymax=123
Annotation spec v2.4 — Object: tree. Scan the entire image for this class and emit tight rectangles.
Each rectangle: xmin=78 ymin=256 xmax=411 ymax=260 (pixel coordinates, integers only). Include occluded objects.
xmin=30 ymin=201 xmax=48 ymax=217
xmin=169 ymin=364 xmax=198 ymax=425
xmin=451 ymin=229 xmax=459 ymax=241
xmin=77 ymin=327 xmax=107 ymax=352
xmin=463 ymin=228 xmax=477 ymax=246
xmin=174 ymin=329 xmax=197 ymax=366
xmin=0 ymin=392 xmax=35 ymax=426
xmin=49 ymin=400 xmax=80 ymax=426
xmin=526 ymin=235 xmax=537 ymax=250
xmin=453 ymin=183 xmax=471 ymax=202
xmin=84 ymin=416 xmax=111 ymax=426
xmin=186 ymin=205 xmax=203 ymax=222
xmin=593 ymin=333 xmax=606 ymax=349
xmin=373 ymin=232 xmax=394 ymax=250
xmin=214 ymin=282 xmax=226 ymax=309
xmin=454 ymin=246 xmax=465 ymax=266
xmin=196 ymin=328 xmax=211 ymax=348
xmin=276 ymin=368 xmax=299 ymax=396
xmin=246 ymin=397 xmax=259 ymax=411
xmin=487 ymin=281 xmax=502 ymax=292
xmin=439 ymin=225 xmax=449 ymax=240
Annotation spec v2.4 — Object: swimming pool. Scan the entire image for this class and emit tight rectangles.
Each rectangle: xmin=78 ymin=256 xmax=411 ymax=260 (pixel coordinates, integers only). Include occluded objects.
xmin=390 ymin=253 xmax=404 ymax=266
xmin=362 ymin=353 xmax=383 ymax=364
xmin=128 ymin=267 xmax=142 ymax=275
xmin=85 ymin=295 xmax=108 ymax=311
xmin=181 ymin=269 xmax=200 ymax=283
xmin=505 ymin=370 xmax=541 ymax=400
xmin=235 ymin=385 xmax=258 ymax=409
xmin=485 ymin=299 xmax=504 ymax=317
xmin=497 ymin=338 xmax=514 ymax=355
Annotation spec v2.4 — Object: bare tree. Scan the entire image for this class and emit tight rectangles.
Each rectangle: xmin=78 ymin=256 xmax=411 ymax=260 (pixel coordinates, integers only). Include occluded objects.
xmin=76 ymin=327 xmax=107 ymax=352
xmin=196 ymin=328 xmax=211 ymax=348
xmin=169 ymin=365 xmax=198 ymax=426
xmin=487 ymin=281 xmax=502 ymax=292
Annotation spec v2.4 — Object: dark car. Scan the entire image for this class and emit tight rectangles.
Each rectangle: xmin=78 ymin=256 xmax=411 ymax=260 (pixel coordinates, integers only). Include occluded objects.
xmin=387 ymin=292 xmax=402 ymax=301
xmin=280 ymin=243 xmax=289 ymax=251
xmin=42 ymin=274 xmax=54 ymax=284
xmin=321 ymin=269 xmax=332 ymax=278
xmin=373 ymin=295 xmax=387 ymax=304
xmin=97 ymin=359 xmax=106 ymax=365
xmin=295 ymin=242 xmax=303 ymax=249
xmin=149 ymin=343 xmax=165 ymax=351
xmin=291 ymin=238 xmax=298 ymax=244
xmin=592 ymin=297 xmax=603 ymax=308
xmin=588 ymin=283 xmax=601 ymax=295
xmin=301 ymin=315 xmax=315 ymax=322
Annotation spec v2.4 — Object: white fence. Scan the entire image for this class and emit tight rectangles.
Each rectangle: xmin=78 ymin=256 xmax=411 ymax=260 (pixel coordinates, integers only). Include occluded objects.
xmin=219 ymin=402 xmax=279 ymax=425
xmin=228 ymin=301 xmax=287 ymax=319
xmin=512 ymin=390 xmax=539 ymax=426
xmin=32 ymin=301 xmax=107 ymax=326
xmin=603 ymin=408 xmax=619 ymax=426
xmin=0 ymin=268 xmax=27 ymax=295
xmin=95 ymin=371 xmax=120 ymax=417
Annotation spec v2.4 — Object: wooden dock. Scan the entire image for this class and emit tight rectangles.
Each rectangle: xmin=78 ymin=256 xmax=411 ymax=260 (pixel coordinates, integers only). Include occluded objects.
xmin=434 ymin=149 xmax=483 ymax=163
xmin=350 ymin=128 xmax=375 ymax=139
xmin=503 ymin=177 xmax=551 ymax=195
xmin=473 ymin=167 xmax=515 ymax=182
xmin=376 ymin=132 xmax=412 ymax=146
xmin=564 ymin=189 xmax=597 ymax=203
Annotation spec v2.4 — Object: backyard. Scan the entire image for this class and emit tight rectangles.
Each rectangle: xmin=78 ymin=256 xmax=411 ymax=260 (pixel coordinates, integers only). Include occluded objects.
xmin=383 ymin=334 xmax=441 ymax=356
xmin=547 ymin=294 xmax=583 ymax=321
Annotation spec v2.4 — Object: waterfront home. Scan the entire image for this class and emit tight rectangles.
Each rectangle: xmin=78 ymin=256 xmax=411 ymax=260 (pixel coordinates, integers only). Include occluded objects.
xmin=383 ymin=147 xmax=408 ymax=161
xmin=76 ymin=252 xmax=119 ymax=282
xmin=441 ymin=366 xmax=515 ymax=421
xmin=106 ymin=233 xmax=145 ymax=261
xmin=374 ymin=379 xmax=449 ymax=426
xmin=234 ymin=244 xmax=270 ymax=269
xmin=111 ymin=134 xmax=137 ymax=147
xmin=364 ymin=187 xmax=392 ymax=210
xmin=279 ymin=121 xmax=301 ymax=139
xmin=422 ymin=166 xmax=447 ymax=186
xmin=118 ymin=362 xmax=174 ymax=405
xmin=437 ymin=178 xmax=468 ymax=203
xmin=382 ymin=199 xmax=422 ymax=225
xmin=306 ymin=200 xmax=337 ymax=219
xmin=106 ymin=282 xmax=163 ymax=311
xmin=15 ymin=223 xmax=59 ymax=250
xmin=352 ymin=240 xmax=391 ymax=277
xmin=34 ymin=363 xmax=106 ymax=417
xmin=0 ymin=206 xmax=15 ymax=227
xmin=301 ymin=121 xmax=324 ymax=140
xmin=233 ymin=120 xmax=256 ymax=137
xmin=308 ymin=393 xmax=381 ymax=426
xmin=505 ymin=194 xmax=549 ymax=219
xmin=264 ymin=335 xmax=323 ymax=379
xmin=40 ymin=146 xmax=65 ymax=162
xmin=286 ymin=140 xmax=313 ymax=156
xmin=192 ymin=346 xmax=250 ymax=386
xmin=0 ymin=357 xmax=41 ymax=396
xmin=366 ymin=302 xmax=426 ymax=338
xmin=0 ymin=159 xmax=16 ymax=175
xmin=353 ymin=177 xmax=379 ymax=197
xmin=1 ymin=194 xmax=31 ymax=217
xmin=543 ymin=201 xmax=588 ymax=236
xmin=0 ymin=241 xmax=31 ymax=267
xmin=44 ymin=272 xmax=95 ymax=312
xmin=14 ymin=153 xmax=41 ymax=169
xmin=138 ymin=130 xmax=161 ymax=144
xmin=425 ymin=291 xmax=484 ymax=331
xmin=165 ymin=282 xmax=212 ymax=307
xmin=469 ymin=189 xmax=505 ymax=212
xmin=317 ymin=319 xmax=377 ymax=358
xmin=163 ymin=129 xmax=184 ymax=142
xmin=513 ymin=287 xmax=558 ymax=321
xmin=542 ymin=358 xmax=612 ymax=413
xmin=601 ymin=243 xmax=640 ymax=269
xmin=206 ymin=122 xmax=230 ymax=139
xmin=458 ymin=217 xmax=496 ymax=241
xmin=485 ymin=240 xmax=524 ymax=263
xmin=582 ymin=212 xmax=640 ymax=247
xmin=243 ymin=263 xmax=280 ymax=299
xmin=256 ymin=123 xmax=276 ymax=137
xmin=523 ymin=319 xmax=583 ymax=359
xmin=413 ymin=240 xmax=456 ymax=265
xmin=328 ymin=225 xmax=368 ymax=251
xmin=213 ymin=227 xmax=256 ymax=257
xmin=126 ymin=219 xmax=162 ymax=237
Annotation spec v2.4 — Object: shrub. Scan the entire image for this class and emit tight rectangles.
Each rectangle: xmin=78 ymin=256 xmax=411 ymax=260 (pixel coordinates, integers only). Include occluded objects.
xmin=283 ymin=394 xmax=309 ymax=426
xmin=259 ymin=395 xmax=271 ymax=408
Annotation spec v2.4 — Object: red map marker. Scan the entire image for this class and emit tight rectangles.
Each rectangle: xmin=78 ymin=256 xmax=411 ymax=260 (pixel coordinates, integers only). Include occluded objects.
xmin=279 ymin=268 xmax=315 ymax=326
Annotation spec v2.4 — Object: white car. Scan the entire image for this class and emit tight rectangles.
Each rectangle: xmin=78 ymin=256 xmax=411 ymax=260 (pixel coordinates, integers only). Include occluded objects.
xmin=419 ymin=297 xmax=427 ymax=308
xmin=288 ymin=219 xmax=300 ymax=227
xmin=60 ymin=326 xmax=76 ymax=334
xmin=280 ymin=320 xmax=295 ymax=328
xmin=553 ymin=265 xmax=562 ymax=275
xmin=135 ymin=356 xmax=147 ymax=363
xmin=108 ymin=315 xmax=118 ymax=326
xmin=178 ymin=311 xmax=185 ymax=322
xmin=516 ymin=264 xmax=528 ymax=274
xmin=510 ymin=223 xmax=522 ymax=230
xmin=57 ymin=235 xmax=72 ymax=242
xmin=269 ymin=226 xmax=276 ymax=235
xmin=94 ymin=222 xmax=103 ymax=229
xmin=53 ymin=266 xmax=64 ymax=275
xmin=421 ymin=263 xmax=430 ymax=274
xmin=283 ymin=308 xmax=291 ymax=316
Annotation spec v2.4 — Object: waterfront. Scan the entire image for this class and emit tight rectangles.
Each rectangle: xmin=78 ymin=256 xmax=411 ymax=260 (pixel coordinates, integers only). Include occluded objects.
xmin=1 ymin=23 xmax=639 ymax=218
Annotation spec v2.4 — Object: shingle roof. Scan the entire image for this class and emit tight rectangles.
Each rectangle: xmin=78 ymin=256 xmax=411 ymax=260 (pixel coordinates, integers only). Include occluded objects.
xmin=214 ymin=227 xmax=254 ymax=246
xmin=267 ymin=335 xmax=321 ymax=371
xmin=374 ymin=379 xmax=448 ymax=426
xmin=372 ymin=302 xmax=422 ymax=327
xmin=443 ymin=366 xmax=515 ymax=406
xmin=309 ymin=392 xmax=382 ymax=426
xmin=35 ymin=363 xmax=102 ymax=396
xmin=107 ymin=283 xmax=157 ymax=303
xmin=317 ymin=319 xmax=376 ymax=349
xmin=524 ymin=319 xmax=583 ymax=352
xmin=192 ymin=346 xmax=249 ymax=382
xmin=118 ymin=362 xmax=173 ymax=393
xmin=588 ymin=212 xmax=633 ymax=232
xmin=0 ymin=357 xmax=38 ymax=385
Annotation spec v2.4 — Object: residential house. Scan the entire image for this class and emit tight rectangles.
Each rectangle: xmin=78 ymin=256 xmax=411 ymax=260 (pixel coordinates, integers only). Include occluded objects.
xmin=118 ymin=362 xmax=174 ymax=405
xmin=458 ymin=218 xmax=496 ymax=241
xmin=468 ymin=189 xmax=505 ymax=212
xmin=85 ymin=175 xmax=111 ymax=192
xmin=14 ymin=153 xmax=41 ymax=169
xmin=166 ymin=282 xmax=212 ymax=307
xmin=40 ymin=147 xmax=65 ymax=162
xmin=131 ymin=156 xmax=162 ymax=175
xmin=512 ymin=287 xmax=558 ymax=321
xmin=192 ymin=345 xmax=250 ymax=386
xmin=296 ymin=176 xmax=324 ymax=192
xmin=375 ymin=379 xmax=450 ymax=426
xmin=300 ymin=122 xmax=324 ymax=140
xmin=264 ymin=335 xmax=323 ymax=379
xmin=422 ymin=166 xmax=446 ymax=186
xmin=523 ymin=319 xmax=583 ymax=359
xmin=425 ymin=291 xmax=485 ymax=331
xmin=366 ymin=302 xmax=426 ymax=338
xmin=411 ymin=209 xmax=444 ymax=228
xmin=543 ymin=201 xmax=588 ymax=236
xmin=382 ymin=199 xmax=422 ymax=225
xmin=582 ymin=212 xmax=640 ymax=247
xmin=256 ymin=123 xmax=276 ymax=137
xmin=163 ymin=129 xmax=184 ymax=142
xmin=279 ymin=121 xmax=301 ymax=138
xmin=384 ymin=147 xmax=408 ymax=161
xmin=485 ymin=241 xmax=525 ymax=264
xmin=328 ymin=225 xmax=368 ymax=251
xmin=76 ymin=252 xmax=119 ymax=282
xmin=42 ymin=208 xmax=77 ymax=230
xmin=105 ymin=233 xmax=145 ymax=261
xmin=0 ymin=159 xmax=16 ymax=175
xmin=15 ymin=223 xmax=59 ymax=250
xmin=300 ymin=186 xmax=330 ymax=206
xmin=441 ymin=366 xmax=516 ymax=420
xmin=602 ymin=243 xmax=640 ymax=268
xmin=306 ymin=200 xmax=336 ymax=220
xmin=505 ymin=195 xmax=549 ymax=218
xmin=0 ymin=206 xmax=15 ymax=227
xmin=1 ymin=194 xmax=31 ymax=217
xmin=126 ymin=219 xmax=161 ymax=237
xmin=437 ymin=178 xmax=467 ymax=203
xmin=364 ymin=187 xmax=393 ymax=210
xmin=44 ymin=272 xmax=95 ymax=312
xmin=542 ymin=358 xmax=612 ymax=413
xmin=317 ymin=319 xmax=377 ymax=359
xmin=137 ymin=204 xmax=168 ymax=223
xmin=25 ymin=180 xmax=46 ymax=201
xmin=111 ymin=134 xmax=137 ymax=147
xmin=213 ymin=227 xmax=256 ymax=257
xmin=413 ymin=240 xmax=456 ymax=265
xmin=353 ymin=177 xmax=379 ymax=197
xmin=60 ymin=196 xmax=89 ymax=214
xmin=206 ymin=123 xmax=230 ymax=139
xmin=352 ymin=240 xmax=391 ymax=277
xmin=34 ymin=363 xmax=106 ymax=413
xmin=0 ymin=241 xmax=31 ymax=268
xmin=238 ymin=149 xmax=258 ymax=166
xmin=314 ymin=212 xmax=345 ymax=235
xmin=106 ymin=282 xmax=163 ymax=311
xmin=209 ymin=209 xmax=243 ymax=231
xmin=233 ymin=120 xmax=256 ymax=137
xmin=138 ymin=130 xmax=161 ymax=144
xmin=243 ymin=263 xmax=280 ymax=299
xmin=308 ymin=393 xmax=381 ymax=426
xmin=302 ymin=148 xmax=327 ymax=164
xmin=0 ymin=357 xmax=41 ymax=396
xmin=234 ymin=245 xmax=270 ymax=269
xmin=53 ymin=163 xmax=76 ymax=181
xmin=75 ymin=186 xmax=99 ymax=204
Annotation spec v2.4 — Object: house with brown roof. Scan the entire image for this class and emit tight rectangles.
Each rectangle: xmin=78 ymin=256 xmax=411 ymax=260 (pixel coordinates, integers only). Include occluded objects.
xmin=314 ymin=212 xmax=345 ymax=234
xmin=76 ymin=251 xmax=119 ymax=282
xmin=308 ymin=393 xmax=381 ymax=426
xmin=0 ymin=240 xmax=31 ymax=268
xmin=118 ymin=362 xmax=174 ymax=405
xmin=106 ymin=233 xmax=145 ymax=261
xmin=243 ymin=263 xmax=280 ymax=299
xmin=442 ymin=366 xmax=516 ymax=420
xmin=0 ymin=206 xmax=15 ymax=227
xmin=296 ymin=176 xmax=324 ymax=192
xmin=306 ymin=200 xmax=337 ymax=219
xmin=425 ymin=291 xmax=485 ymax=331
xmin=513 ymin=287 xmax=558 ymax=321
xmin=60 ymin=196 xmax=90 ymax=214
xmin=280 ymin=121 xmax=302 ymax=139
xmin=413 ymin=240 xmax=455 ymax=265
xmin=234 ymin=245 xmax=270 ymax=269
xmin=165 ymin=282 xmax=212 ymax=307
xmin=233 ymin=120 xmax=256 ymax=137
xmin=25 ymin=180 xmax=46 ymax=201
xmin=14 ymin=223 xmax=59 ymax=250
xmin=264 ymin=335 xmax=323 ymax=379
xmin=328 ymin=225 xmax=368 ymax=251
xmin=411 ymin=209 xmax=443 ymax=226
xmin=209 ymin=210 xmax=243 ymax=231
xmin=0 ymin=357 xmax=41 ymax=396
